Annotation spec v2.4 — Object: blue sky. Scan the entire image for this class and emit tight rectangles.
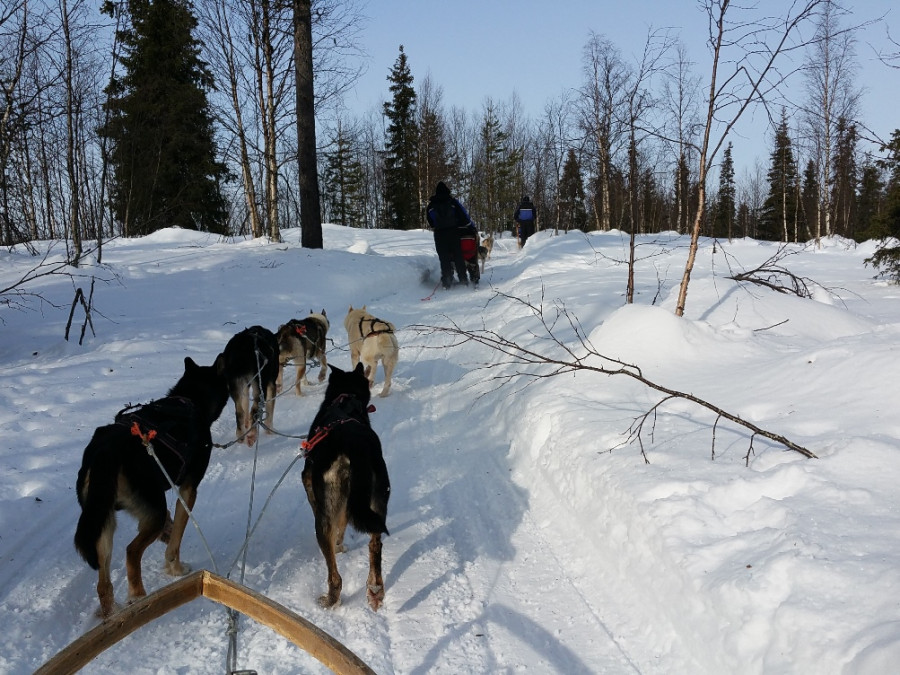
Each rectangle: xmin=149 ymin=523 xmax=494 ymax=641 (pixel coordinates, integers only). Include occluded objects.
xmin=347 ymin=0 xmax=899 ymax=174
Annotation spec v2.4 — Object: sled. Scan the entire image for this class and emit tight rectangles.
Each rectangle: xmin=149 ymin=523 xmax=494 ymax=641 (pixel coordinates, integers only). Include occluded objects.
xmin=459 ymin=233 xmax=480 ymax=282
xmin=36 ymin=569 xmax=374 ymax=675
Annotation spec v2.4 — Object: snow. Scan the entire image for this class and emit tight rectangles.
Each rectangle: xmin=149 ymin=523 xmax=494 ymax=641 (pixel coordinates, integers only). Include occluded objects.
xmin=1 ymin=225 xmax=899 ymax=674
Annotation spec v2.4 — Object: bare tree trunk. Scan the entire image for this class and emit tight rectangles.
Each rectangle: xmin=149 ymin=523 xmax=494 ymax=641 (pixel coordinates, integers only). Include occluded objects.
xmin=293 ymin=0 xmax=322 ymax=248
xmin=676 ymin=0 xmax=823 ymax=317
xmin=259 ymin=0 xmax=280 ymax=242
xmin=61 ymin=0 xmax=82 ymax=265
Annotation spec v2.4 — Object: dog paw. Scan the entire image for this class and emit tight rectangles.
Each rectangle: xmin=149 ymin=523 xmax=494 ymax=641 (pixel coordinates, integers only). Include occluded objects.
xmin=125 ymin=591 xmax=147 ymax=607
xmin=165 ymin=560 xmax=191 ymax=577
xmin=244 ymin=429 xmax=258 ymax=446
xmin=317 ymin=593 xmax=341 ymax=609
xmin=96 ymin=601 xmax=122 ymax=620
xmin=367 ymin=584 xmax=384 ymax=611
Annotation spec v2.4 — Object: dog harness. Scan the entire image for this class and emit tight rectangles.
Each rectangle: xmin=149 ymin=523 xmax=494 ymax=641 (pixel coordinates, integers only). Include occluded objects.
xmin=359 ymin=317 xmax=393 ymax=339
xmin=301 ymin=393 xmax=376 ymax=458
xmin=115 ymin=396 xmax=200 ymax=484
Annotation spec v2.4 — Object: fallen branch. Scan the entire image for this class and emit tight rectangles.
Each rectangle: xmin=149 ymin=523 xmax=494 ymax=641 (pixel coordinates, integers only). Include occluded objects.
xmin=412 ymin=292 xmax=817 ymax=464
xmin=64 ymin=279 xmax=97 ymax=345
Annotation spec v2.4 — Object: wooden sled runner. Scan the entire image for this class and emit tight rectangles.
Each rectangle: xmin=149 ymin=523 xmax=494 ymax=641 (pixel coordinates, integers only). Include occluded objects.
xmin=36 ymin=570 xmax=375 ymax=675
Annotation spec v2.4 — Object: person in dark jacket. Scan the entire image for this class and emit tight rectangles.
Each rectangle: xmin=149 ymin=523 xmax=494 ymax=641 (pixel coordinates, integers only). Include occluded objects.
xmin=514 ymin=195 xmax=536 ymax=247
xmin=426 ymin=181 xmax=476 ymax=289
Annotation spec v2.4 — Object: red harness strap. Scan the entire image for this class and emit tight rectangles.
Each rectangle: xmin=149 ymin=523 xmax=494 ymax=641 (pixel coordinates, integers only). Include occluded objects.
xmin=300 ymin=401 xmax=377 ymax=458
xmin=130 ymin=421 xmax=157 ymax=445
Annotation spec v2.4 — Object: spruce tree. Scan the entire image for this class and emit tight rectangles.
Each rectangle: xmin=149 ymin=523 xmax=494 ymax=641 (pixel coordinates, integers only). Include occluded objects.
xmin=713 ymin=143 xmax=735 ymax=239
xmin=323 ymin=125 xmax=365 ymax=227
xmin=382 ymin=46 xmax=419 ymax=230
xmin=865 ymin=130 xmax=900 ymax=279
xmin=558 ymin=148 xmax=587 ymax=232
xmin=855 ymin=158 xmax=884 ymax=241
xmin=759 ymin=112 xmax=798 ymax=241
xmin=831 ymin=117 xmax=858 ymax=239
xmin=800 ymin=160 xmax=820 ymax=240
xmin=472 ymin=101 xmax=522 ymax=233
xmin=101 ymin=0 xmax=228 ymax=236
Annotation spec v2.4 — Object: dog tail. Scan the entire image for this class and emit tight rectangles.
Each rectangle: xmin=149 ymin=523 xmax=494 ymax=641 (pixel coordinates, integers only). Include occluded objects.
xmin=74 ymin=436 xmax=120 ymax=570
xmin=348 ymin=457 xmax=391 ymax=536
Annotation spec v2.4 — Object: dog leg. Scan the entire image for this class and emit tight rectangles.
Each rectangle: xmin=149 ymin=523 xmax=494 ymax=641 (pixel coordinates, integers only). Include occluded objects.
xmin=315 ymin=519 xmax=343 ymax=608
xmin=125 ymin=515 xmax=165 ymax=604
xmin=294 ymin=361 xmax=306 ymax=395
xmin=276 ymin=363 xmax=284 ymax=394
xmin=158 ymin=509 xmax=174 ymax=544
xmin=230 ymin=382 xmax=250 ymax=444
xmin=379 ymin=358 xmax=395 ymax=398
xmin=335 ymin=509 xmax=348 ymax=554
xmin=317 ymin=345 xmax=327 ymax=383
xmin=263 ymin=379 xmax=276 ymax=434
xmin=164 ymin=484 xmax=195 ymax=577
xmin=366 ymin=533 xmax=385 ymax=611
xmin=96 ymin=517 xmax=118 ymax=618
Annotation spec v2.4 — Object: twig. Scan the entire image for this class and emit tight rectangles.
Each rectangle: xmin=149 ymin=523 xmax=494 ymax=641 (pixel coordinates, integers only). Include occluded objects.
xmin=413 ymin=293 xmax=818 ymax=463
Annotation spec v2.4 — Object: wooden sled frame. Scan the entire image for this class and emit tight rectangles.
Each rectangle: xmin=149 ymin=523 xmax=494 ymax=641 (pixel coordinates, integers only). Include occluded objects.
xmin=36 ymin=570 xmax=375 ymax=675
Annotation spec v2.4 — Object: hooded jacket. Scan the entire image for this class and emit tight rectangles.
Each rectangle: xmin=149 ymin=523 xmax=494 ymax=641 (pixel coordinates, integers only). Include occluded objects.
xmin=426 ymin=182 xmax=473 ymax=231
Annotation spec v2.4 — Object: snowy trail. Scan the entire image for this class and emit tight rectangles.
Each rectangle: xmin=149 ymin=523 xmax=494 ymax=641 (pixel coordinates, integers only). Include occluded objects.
xmin=4 ymin=227 xmax=899 ymax=674
xmin=363 ymin=243 xmax=649 ymax=674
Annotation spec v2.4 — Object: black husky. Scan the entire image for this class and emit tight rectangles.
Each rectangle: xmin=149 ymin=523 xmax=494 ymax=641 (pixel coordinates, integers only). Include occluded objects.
xmin=301 ymin=362 xmax=391 ymax=610
xmin=74 ymin=355 xmax=229 ymax=618
xmin=223 ymin=325 xmax=279 ymax=445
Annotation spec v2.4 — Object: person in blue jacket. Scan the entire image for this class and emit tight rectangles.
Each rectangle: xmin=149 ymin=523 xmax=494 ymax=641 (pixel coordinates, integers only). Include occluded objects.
xmin=514 ymin=195 xmax=536 ymax=247
xmin=426 ymin=181 xmax=477 ymax=289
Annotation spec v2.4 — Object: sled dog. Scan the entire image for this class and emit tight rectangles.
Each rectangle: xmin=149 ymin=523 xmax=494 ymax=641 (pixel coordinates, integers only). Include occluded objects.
xmin=276 ymin=311 xmax=329 ymax=396
xmin=344 ymin=305 xmax=399 ymax=397
xmin=223 ymin=325 xmax=279 ymax=445
xmin=478 ymin=234 xmax=493 ymax=275
xmin=74 ymin=355 xmax=229 ymax=619
xmin=301 ymin=362 xmax=390 ymax=610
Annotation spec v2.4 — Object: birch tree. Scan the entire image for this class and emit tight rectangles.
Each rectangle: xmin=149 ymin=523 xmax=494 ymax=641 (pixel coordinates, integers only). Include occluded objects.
xmin=675 ymin=0 xmax=825 ymax=317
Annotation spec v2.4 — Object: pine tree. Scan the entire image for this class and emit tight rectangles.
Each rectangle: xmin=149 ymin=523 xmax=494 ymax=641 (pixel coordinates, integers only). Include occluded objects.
xmin=759 ymin=111 xmax=798 ymax=242
xmin=558 ymin=148 xmax=587 ymax=232
xmin=831 ymin=117 xmax=858 ymax=239
xmin=382 ymin=46 xmax=419 ymax=230
xmin=471 ymin=101 xmax=522 ymax=233
xmin=865 ymin=130 xmax=900 ymax=279
xmin=855 ymin=158 xmax=884 ymax=241
xmin=713 ymin=143 xmax=735 ymax=239
xmin=418 ymin=105 xmax=451 ymax=208
xmin=322 ymin=124 xmax=365 ymax=227
xmin=101 ymin=0 xmax=228 ymax=236
xmin=800 ymin=160 xmax=820 ymax=240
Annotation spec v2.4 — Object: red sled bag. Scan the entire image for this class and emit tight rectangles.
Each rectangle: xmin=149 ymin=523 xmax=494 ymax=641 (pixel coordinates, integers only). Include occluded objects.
xmin=460 ymin=235 xmax=478 ymax=262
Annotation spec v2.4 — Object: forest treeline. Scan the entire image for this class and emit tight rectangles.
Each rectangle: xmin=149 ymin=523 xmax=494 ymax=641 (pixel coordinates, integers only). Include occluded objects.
xmin=2 ymin=0 xmax=899 ymax=263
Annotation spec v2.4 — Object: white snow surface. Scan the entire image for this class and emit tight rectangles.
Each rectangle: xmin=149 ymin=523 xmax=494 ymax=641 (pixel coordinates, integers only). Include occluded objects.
xmin=1 ymin=225 xmax=898 ymax=674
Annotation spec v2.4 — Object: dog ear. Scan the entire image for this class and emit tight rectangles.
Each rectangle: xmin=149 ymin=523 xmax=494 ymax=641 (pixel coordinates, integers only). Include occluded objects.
xmin=355 ymin=362 xmax=367 ymax=377
xmin=321 ymin=308 xmax=326 ymax=317
xmin=348 ymin=304 xmax=354 ymax=312
xmin=213 ymin=353 xmax=226 ymax=375
xmin=184 ymin=356 xmax=197 ymax=371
